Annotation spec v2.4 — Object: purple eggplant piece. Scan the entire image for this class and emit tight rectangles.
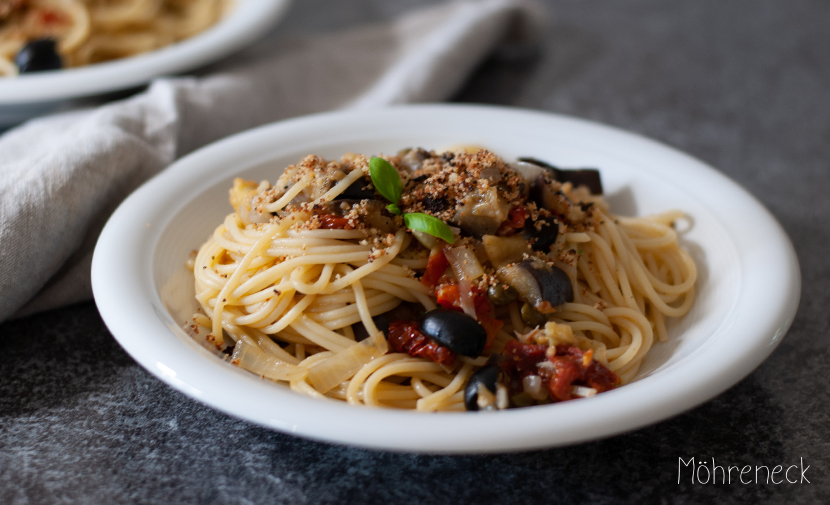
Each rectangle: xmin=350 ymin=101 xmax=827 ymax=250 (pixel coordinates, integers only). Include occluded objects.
xmin=518 ymin=157 xmax=603 ymax=195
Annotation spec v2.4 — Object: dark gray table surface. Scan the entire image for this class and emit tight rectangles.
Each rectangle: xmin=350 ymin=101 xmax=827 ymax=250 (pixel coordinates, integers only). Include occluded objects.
xmin=2 ymin=1 xmax=828 ymax=503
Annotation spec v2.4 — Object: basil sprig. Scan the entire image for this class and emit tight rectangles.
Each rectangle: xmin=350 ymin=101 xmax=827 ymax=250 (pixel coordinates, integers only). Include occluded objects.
xmin=369 ymin=157 xmax=403 ymax=206
xmin=403 ymin=213 xmax=456 ymax=244
xmin=369 ymin=156 xmax=455 ymax=244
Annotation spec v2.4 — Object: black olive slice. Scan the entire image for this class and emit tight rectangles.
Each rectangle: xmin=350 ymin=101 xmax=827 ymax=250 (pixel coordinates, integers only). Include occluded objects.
xmin=418 ymin=309 xmax=487 ymax=357
xmin=464 ymin=364 xmax=499 ymax=411
xmin=15 ymin=39 xmax=62 ymax=74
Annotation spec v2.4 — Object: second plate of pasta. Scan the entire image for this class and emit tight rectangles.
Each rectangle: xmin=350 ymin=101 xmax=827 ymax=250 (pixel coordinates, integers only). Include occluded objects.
xmin=0 ymin=0 xmax=291 ymax=124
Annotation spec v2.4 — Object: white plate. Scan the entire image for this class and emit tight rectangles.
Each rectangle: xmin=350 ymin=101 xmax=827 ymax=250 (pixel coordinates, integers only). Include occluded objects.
xmin=0 ymin=0 xmax=291 ymax=124
xmin=92 ymin=105 xmax=800 ymax=453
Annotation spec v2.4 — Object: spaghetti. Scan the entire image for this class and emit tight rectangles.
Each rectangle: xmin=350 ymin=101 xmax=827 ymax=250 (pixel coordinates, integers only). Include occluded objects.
xmin=188 ymin=148 xmax=697 ymax=412
xmin=0 ymin=0 xmax=228 ymax=76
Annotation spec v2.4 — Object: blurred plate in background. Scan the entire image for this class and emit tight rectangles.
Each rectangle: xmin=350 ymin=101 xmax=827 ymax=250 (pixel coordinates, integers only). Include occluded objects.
xmin=0 ymin=0 xmax=291 ymax=127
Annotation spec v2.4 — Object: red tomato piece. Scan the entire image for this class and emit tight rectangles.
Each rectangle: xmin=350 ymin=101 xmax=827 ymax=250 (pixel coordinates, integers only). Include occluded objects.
xmin=318 ymin=214 xmax=352 ymax=229
xmin=387 ymin=320 xmax=456 ymax=366
xmin=477 ymin=313 xmax=504 ymax=350
xmin=37 ymin=9 xmax=67 ymax=26
xmin=500 ymin=342 xmax=620 ymax=402
xmin=421 ymin=249 xmax=449 ymax=288
xmin=502 ymin=340 xmax=548 ymax=375
xmin=435 ymin=284 xmax=461 ymax=310
xmin=496 ymin=206 xmax=527 ymax=236
xmin=545 ymin=357 xmax=585 ymax=401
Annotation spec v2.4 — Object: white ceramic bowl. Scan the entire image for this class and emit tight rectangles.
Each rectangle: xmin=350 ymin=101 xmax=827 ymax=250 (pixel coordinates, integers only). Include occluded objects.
xmin=0 ymin=0 xmax=291 ymax=125
xmin=92 ymin=105 xmax=800 ymax=453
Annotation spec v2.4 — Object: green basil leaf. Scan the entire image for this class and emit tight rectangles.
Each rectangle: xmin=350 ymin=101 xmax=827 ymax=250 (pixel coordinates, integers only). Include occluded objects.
xmin=403 ymin=213 xmax=455 ymax=244
xmin=369 ymin=157 xmax=402 ymax=205
xmin=386 ymin=203 xmax=402 ymax=215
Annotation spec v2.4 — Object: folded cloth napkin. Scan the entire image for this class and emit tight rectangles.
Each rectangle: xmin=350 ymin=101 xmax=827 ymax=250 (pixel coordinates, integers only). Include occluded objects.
xmin=0 ymin=0 xmax=543 ymax=323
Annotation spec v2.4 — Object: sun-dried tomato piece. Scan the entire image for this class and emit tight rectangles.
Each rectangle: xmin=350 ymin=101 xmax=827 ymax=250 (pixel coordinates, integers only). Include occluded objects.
xmin=500 ymin=342 xmax=620 ymax=402
xmin=318 ymin=214 xmax=352 ymax=229
xmin=502 ymin=340 xmax=548 ymax=375
xmin=584 ymin=359 xmax=620 ymax=393
xmin=496 ymin=205 xmax=527 ymax=236
xmin=552 ymin=344 xmax=620 ymax=395
xmin=421 ymin=249 xmax=449 ymax=289
xmin=544 ymin=357 xmax=584 ymax=401
xmin=387 ymin=320 xmax=456 ymax=366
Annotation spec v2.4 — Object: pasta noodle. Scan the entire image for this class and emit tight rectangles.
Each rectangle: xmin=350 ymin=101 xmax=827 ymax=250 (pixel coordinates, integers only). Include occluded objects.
xmin=0 ymin=0 xmax=228 ymax=76
xmin=188 ymin=149 xmax=697 ymax=411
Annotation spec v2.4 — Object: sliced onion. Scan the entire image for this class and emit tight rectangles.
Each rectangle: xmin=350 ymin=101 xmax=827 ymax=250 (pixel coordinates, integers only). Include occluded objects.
xmin=522 ymin=374 xmax=547 ymax=400
xmin=571 ymin=386 xmax=597 ymax=398
xmin=495 ymin=383 xmax=509 ymax=410
xmin=306 ymin=331 xmax=388 ymax=393
xmin=411 ymin=230 xmax=439 ymax=249
xmin=444 ymin=246 xmax=485 ymax=319
xmin=457 ymin=278 xmax=477 ymax=319
xmin=510 ymin=161 xmax=545 ymax=182
xmin=445 ymin=246 xmax=484 ymax=281
xmin=184 ymin=320 xmax=225 ymax=357
xmin=231 ymin=335 xmax=305 ymax=381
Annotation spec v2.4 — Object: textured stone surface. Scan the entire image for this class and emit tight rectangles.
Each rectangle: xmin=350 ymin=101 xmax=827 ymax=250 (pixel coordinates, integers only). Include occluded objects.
xmin=2 ymin=1 xmax=829 ymax=503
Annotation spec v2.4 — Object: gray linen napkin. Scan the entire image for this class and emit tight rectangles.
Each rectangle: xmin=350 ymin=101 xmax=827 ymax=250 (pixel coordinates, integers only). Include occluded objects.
xmin=0 ymin=0 xmax=543 ymax=323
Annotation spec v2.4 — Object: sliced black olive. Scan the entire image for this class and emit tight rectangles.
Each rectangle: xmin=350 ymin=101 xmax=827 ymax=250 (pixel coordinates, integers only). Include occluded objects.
xmin=522 ymin=218 xmax=559 ymax=253
xmin=518 ymin=157 xmax=603 ymax=195
xmin=15 ymin=39 xmax=62 ymax=74
xmin=333 ymin=176 xmax=376 ymax=201
xmin=519 ymin=260 xmax=574 ymax=308
xmin=418 ymin=309 xmax=487 ymax=357
xmin=464 ymin=364 xmax=499 ymax=411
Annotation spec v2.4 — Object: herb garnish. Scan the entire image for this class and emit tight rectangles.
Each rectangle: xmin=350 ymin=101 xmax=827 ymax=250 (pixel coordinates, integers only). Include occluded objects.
xmin=369 ymin=156 xmax=455 ymax=244
xmin=369 ymin=157 xmax=402 ymax=208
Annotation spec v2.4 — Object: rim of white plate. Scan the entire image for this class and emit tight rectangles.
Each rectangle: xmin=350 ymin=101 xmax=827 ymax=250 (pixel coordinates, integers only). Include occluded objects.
xmin=92 ymin=104 xmax=800 ymax=454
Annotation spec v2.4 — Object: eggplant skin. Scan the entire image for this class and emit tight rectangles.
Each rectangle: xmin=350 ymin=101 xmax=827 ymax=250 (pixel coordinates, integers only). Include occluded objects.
xmin=333 ymin=176 xmax=376 ymax=201
xmin=518 ymin=157 xmax=603 ymax=195
xmin=522 ymin=218 xmax=559 ymax=253
xmin=519 ymin=260 xmax=574 ymax=308
xmin=497 ymin=260 xmax=574 ymax=311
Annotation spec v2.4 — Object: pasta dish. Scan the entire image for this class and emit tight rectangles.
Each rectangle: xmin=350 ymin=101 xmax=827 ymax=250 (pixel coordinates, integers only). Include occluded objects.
xmin=0 ymin=0 xmax=228 ymax=76
xmin=188 ymin=148 xmax=697 ymax=412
